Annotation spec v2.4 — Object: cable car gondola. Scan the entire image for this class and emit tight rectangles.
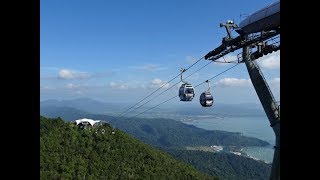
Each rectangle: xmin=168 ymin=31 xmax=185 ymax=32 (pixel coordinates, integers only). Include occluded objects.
xmin=199 ymin=80 xmax=214 ymax=107
xmin=179 ymin=83 xmax=195 ymax=101
xmin=179 ymin=68 xmax=195 ymax=101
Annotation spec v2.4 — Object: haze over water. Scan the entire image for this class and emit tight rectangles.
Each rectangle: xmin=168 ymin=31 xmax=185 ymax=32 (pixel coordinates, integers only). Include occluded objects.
xmin=184 ymin=115 xmax=275 ymax=163
xmin=139 ymin=106 xmax=275 ymax=163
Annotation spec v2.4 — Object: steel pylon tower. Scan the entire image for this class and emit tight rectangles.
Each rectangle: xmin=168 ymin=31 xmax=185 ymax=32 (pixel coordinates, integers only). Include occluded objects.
xmin=242 ymin=45 xmax=280 ymax=180
xmin=204 ymin=1 xmax=280 ymax=177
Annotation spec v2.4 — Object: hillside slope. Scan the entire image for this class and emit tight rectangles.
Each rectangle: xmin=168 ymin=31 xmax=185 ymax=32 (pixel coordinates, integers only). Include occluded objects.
xmin=164 ymin=148 xmax=271 ymax=180
xmin=40 ymin=116 xmax=214 ymax=179
xmin=40 ymin=106 xmax=269 ymax=149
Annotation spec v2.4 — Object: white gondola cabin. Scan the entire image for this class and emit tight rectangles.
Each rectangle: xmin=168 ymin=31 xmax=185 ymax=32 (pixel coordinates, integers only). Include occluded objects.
xmin=199 ymin=80 xmax=214 ymax=107
xmin=200 ymin=91 xmax=213 ymax=107
xmin=179 ymin=83 xmax=195 ymax=101
xmin=178 ymin=68 xmax=195 ymax=101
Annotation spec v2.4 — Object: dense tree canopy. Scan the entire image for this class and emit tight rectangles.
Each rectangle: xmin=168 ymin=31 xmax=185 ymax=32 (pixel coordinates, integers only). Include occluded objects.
xmin=40 ymin=108 xmax=272 ymax=180
xmin=40 ymin=116 xmax=214 ymax=179
xmin=40 ymin=106 xmax=269 ymax=149
xmin=164 ymin=148 xmax=272 ymax=180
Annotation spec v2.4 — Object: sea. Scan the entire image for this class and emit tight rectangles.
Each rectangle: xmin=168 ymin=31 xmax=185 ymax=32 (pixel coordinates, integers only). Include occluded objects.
xmin=183 ymin=115 xmax=275 ymax=163
xmin=127 ymin=103 xmax=276 ymax=163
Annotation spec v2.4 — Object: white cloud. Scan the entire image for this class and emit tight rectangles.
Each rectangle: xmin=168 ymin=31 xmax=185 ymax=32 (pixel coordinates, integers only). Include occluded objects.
xmin=224 ymin=54 xmax=238 ymax=62
xmin=41 ymin=69 xmax=113 ymax=80
xmin=187 ymin=72 xmax=200 ymax=81
xmin=40 ymin=67 xmax=60 ymax=71
xmin=92 ymin=71 xmax=114 ymax=78
xmin=129 ymin=64 xmax=167 ymax=72
xmin=58 ymin=69 xmax=75 ymax=79
xmin=58 ymin=69 xmax=90 ymax=80
xmin=257 ymin=51 xmax=280 ymax=69
xmin=186 ymin=56 xmax=197 ymax=64
xmin=65 ymin=83 xmax=78 ymax=89
xmin=41 ymin=86 xmax=55 ymax=90
xmin=140 ymin=84 xmax=147 ymax=89
xmin=74 ymin=91 xmax=83 ymax=95
xmin=269 ymin=77 xmax=280 ymax=88
xmin=270 ymin=77 xmax=280 ymax=83
xmin=269 ymin=77 xmax=280 ymax=100
xmin=110 ymin=82 xmax=129 ymax=90
xmin=152 ymin=78 xmax=162 ymax=85
xmin=109 ymin=81 xmax=146 ymax=90
xmin=215 ymin=78 xmax=252 ymax=87
xmin=150 ymin=78 xmax=170 ymax=88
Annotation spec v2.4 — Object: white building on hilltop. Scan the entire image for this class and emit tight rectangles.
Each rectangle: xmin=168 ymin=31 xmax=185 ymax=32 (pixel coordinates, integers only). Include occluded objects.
xmin=74 ymin=118 xmax=101 ymax=129
xmin=210 ymin=145 xmax=223 ymax=152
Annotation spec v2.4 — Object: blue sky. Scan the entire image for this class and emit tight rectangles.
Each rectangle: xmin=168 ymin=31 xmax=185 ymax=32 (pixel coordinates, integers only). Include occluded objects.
xmin=41 ymin=0 xmax=280 ymax=106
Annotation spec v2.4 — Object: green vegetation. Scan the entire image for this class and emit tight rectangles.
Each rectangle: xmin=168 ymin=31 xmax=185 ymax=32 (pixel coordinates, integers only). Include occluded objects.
xmin=164 ymin=149 xmax=271 ymax=180
xmin=40 ymin=116 xmax=215 ymax=179
xmin=40 ymin=106 xmax=269 ymax=149
xmin=111 ymin=117 xmax=269 ymax=148
xmin=185 ymin=146 xmax=218 ymax=152
xmin=40 ymin=107 xmax=272 ymax=179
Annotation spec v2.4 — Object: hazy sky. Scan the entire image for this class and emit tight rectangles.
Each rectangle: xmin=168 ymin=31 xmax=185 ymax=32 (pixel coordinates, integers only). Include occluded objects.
xmin=40 ymin=0 xmax=280 ymax=105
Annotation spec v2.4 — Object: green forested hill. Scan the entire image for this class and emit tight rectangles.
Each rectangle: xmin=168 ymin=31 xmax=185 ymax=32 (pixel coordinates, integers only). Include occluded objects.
xmin=111 ymin=117 xmax=269 ymax=148
xmin=164 ymin=148 xmax=271 ymax=180
xmin=40 ymin=106 xmax=269 ymax=149
xmin=40 ymin=116 xmax=215 ymax=179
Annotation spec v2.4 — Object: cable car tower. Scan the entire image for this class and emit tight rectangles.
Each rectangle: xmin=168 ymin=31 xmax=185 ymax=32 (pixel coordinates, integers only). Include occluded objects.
xmin=204 ymin=1 xmax=280 ymax=179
